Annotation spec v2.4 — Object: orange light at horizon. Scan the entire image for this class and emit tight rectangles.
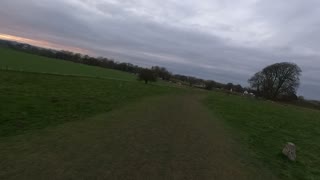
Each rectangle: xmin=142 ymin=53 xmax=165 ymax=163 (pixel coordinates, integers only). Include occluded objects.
xmin=0 ymin=33 xmax=90 ymax=54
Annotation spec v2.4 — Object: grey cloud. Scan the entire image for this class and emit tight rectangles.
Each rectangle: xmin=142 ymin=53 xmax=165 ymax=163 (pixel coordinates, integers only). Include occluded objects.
xmin=0 ymin=0 xmax=319 ymax=100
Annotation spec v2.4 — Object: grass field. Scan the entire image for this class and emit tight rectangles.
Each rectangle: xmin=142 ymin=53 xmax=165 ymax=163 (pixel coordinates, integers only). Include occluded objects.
xmin=0 ymin=70 xmax=182 ymax=137
xmin=1 ymin=48 xmax=320 ymax=179
xmin=205 ymin=92 xmax=320 ymax=180
xmin=0 ymin=48 xmax=136 ymax=81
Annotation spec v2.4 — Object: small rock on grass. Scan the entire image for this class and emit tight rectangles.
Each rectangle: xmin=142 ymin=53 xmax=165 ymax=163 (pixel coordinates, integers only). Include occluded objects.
xmin=282 ymin=142 xmax=296 ymax=161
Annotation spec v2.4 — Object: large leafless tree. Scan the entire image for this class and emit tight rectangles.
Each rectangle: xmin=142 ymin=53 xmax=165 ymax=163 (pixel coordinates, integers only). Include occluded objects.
xmin=249 ymin=62 xmax=302 ymax=100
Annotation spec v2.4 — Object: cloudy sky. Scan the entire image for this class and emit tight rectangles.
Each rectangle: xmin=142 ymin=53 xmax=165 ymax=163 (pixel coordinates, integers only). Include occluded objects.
xmin=1 ymin=0 xmax=319 ymax=99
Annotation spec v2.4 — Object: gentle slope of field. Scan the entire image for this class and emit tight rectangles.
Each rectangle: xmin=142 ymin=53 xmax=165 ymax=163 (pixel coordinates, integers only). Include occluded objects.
xmin=0 ymin=70 xmax=182 ymax=137
xmin=205 ymin=92 xmax=320 ymax=180
xmin=0 ymin=48 xmax=136 ymax=81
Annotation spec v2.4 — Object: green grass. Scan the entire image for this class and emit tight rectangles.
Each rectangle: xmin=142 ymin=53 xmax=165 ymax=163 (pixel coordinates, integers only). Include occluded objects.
xmin=0 ymin=48 xmax=136 ymax=81
xmin=0 ymin=70 xmax=183 ymax=137
xmin=205 ymin=92 xmax=320 ymax=180
xmin=0 ymin=93 xmax=274 ymax=179
xmin=2 ymin=47 xmax=319 ymax=179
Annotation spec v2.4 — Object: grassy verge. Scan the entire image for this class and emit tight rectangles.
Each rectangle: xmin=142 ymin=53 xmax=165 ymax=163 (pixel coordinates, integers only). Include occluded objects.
xmin=0 ymin=70 xmax=183 ymax=137
xmin=205 ymin=91 xmax=320 ymax=179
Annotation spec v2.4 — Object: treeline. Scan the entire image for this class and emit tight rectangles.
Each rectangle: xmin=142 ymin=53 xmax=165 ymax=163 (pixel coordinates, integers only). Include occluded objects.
xmin=0 ymin=39 xmax=245 ymax=92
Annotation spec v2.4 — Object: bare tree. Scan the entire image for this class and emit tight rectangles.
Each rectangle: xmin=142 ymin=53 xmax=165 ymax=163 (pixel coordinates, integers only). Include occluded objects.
xmin=249 ymin=62 xmax=302 ymax=100
xmin=248 ymin=71 xmax=264 ymax=96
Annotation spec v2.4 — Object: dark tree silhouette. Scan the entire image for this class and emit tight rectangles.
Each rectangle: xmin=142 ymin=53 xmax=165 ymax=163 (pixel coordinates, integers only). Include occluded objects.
xmin=151 ymin=66 xmax=172 ymax=80
xmin=249 ymin=62 xmax=302 ymax=100
xmin=204 ymin=80 xmax=215 ymax=90
xmin=233 ymin=84 xmax=244 ymax=93
xmin=138 ymin=69 xmax=157 ymax=84
xmin=225 ymin=83 xmax=234 ymax=91
xmin=248 ymin=71 xmax=264 ymax=96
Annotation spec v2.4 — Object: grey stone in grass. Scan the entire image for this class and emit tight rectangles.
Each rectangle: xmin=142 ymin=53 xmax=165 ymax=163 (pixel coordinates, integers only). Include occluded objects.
xmin=282 ymin=142 xmax=296 ymax=161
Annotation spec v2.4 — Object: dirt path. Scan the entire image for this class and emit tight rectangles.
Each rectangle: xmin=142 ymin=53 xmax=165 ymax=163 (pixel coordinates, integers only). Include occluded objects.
xmin=0 ymin=95 xmax=274 ymax=179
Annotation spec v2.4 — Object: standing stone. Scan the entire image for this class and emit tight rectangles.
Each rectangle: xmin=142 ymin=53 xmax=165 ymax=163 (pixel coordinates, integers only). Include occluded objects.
xmin=282 ymin=142 xmax=296 ymax=161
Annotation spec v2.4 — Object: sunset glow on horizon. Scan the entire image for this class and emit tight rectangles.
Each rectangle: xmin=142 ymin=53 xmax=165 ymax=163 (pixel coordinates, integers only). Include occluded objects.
xmin=0 ymin=33 xmax=90 ymax=54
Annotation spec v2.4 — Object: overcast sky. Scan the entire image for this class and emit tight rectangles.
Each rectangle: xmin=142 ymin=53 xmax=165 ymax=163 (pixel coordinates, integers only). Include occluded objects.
xmin=0 ymin=0 xmax=319 ymax=99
